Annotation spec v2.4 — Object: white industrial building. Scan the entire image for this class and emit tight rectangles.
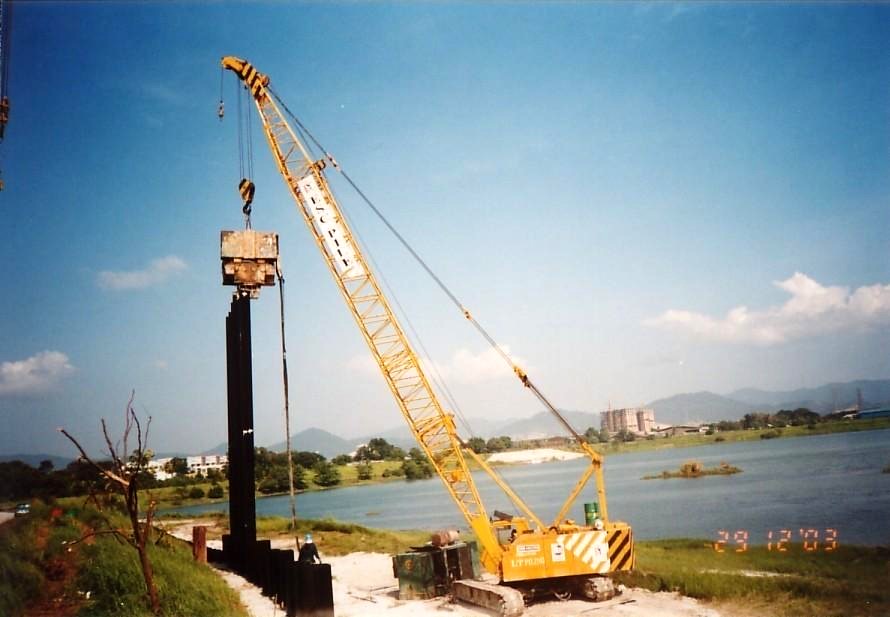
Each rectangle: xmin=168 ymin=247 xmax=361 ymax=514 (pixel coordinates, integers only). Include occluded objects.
xmin=600 ymin=407 xmax=656 ymax=436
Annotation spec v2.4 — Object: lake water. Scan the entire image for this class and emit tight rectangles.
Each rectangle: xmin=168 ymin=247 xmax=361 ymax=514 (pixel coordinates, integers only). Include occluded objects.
xmin=170 ymin=429 xmax=890 ymax=546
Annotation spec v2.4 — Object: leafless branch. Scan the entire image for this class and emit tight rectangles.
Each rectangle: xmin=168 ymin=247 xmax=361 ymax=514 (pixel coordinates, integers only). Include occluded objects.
xmin=122 ymin=389 xmax=136 ymax=462
xmin=58 ymin=428 xmax=130 ymax=488
xmin=62 ymin=528 xmax=129 ymax=548
xmin=101 ymin=419 xmax=124 ymax=473
xmin=59 ymin=392 xmax=160 ymax=615
xmin=142 ymin=415 xmax=152 ymax=458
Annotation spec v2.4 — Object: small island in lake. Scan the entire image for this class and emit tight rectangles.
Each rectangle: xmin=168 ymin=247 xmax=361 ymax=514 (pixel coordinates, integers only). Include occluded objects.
xmin=642 ymin=460 xmax=742 ymax=480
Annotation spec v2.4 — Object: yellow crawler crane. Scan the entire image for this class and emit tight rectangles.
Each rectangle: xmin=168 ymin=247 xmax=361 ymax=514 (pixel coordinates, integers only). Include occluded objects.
xmin=222 ymin=56 xmax=633 ymax=614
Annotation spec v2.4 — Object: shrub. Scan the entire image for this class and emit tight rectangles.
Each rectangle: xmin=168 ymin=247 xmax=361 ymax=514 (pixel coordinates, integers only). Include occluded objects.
xmin=485 ymin=436 xmax=512 ymax=452
xmin=401 ymin=459 xmax=433 ymax=480
xmin=679 ymin=461 xmax=703 ymax=478
xmin=615 ymin=429 xmax=636 ymax=442
xmin=466 ymin=437 xmax=488 ymax=453
xmin=1 ymin=505 xmax=247 ymax=617
xmin=313 ymin=462 xmax=341 ymax=487
xmin=207 ymin=484 xmax=224 ymax=499
xmin=356 ymin=463 xmax=373 ymax=481
xmin=188 ymin=487 xmax=205 ymax=499
xmin=760 ymin=429 xmax=783 ymax=440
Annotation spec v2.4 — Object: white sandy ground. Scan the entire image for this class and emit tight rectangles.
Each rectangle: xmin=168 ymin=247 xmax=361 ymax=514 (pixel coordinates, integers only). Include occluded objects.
xmin=485 ymin=449 xmax=585 ymax=465
xmin=163 ymin=522 xmax=726 ymax=617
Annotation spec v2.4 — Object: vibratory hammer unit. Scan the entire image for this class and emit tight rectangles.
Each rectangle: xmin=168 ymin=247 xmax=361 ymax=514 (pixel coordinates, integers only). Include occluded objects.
xmin=220 ymin=230 xmax=279 ymax=298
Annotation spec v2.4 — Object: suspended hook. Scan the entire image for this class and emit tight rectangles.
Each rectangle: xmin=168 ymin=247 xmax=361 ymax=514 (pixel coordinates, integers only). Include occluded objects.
xmin=239 ymin=178 xmax=255 ymax=208
xmin=217 ymin=64 xmax=226 ymax=121
xmin=239 ymin=178 xmax=255 ymax=228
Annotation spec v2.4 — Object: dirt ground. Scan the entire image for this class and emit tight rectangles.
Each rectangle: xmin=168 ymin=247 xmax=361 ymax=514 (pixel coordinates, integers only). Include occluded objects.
xmin=162 ymin=520 xmax=725 ymax=617
xmin=316 ymin=552 xmax=724 ymax=617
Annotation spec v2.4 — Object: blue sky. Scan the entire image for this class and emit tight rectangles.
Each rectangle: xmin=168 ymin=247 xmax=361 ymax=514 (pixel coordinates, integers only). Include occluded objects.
xmin=1 ymin=2 xmax=888 ymax=457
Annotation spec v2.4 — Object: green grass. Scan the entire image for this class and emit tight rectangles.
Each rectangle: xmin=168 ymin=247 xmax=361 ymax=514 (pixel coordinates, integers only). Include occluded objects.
xmin=141 ymin=482 xmax=227 ymax=510
xmin=155 ymin=512 xmax=429 ymax=556
xmin=616 ymin=538 xmax=890 ymax=617
xmin=254 ymin=515 xmax=429 ymax=555
xmin=146 ymin=460 xmax=407 ymax=510
xmin=0 ymin=501 xmax=249 ymax=617
xmin=330 ymin=460 xmax=404 ymax=485
xmin=0 ymin=510 xmax=44 ymax=617
xmin=77 ymin=535 xmax=245 ymax=617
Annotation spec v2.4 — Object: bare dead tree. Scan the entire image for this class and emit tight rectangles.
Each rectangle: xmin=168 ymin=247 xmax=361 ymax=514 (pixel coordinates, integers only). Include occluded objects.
xmin=59 ymin=391 xmax=160 ymax=615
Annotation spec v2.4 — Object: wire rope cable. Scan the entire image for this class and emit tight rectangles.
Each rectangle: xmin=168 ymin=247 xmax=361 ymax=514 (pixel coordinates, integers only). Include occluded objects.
xmin=286 ymin=106 xmax=475 ymax=433
xmin=325 ymin=178 xmax=478 ymax=438
xmin=1 ymin=0 xmax=11 ymax=99
xmin=268 ymin=85 xmax=577 ymax=519
xmin=277 ymin=267 xmax=301 ymax=549
xmin=271 ymin=91 xmax=590 ymax=448
xmin=322 ymin=180 xmax=533 ymax=509
xmin=270 ymin=91 xmax=518 ymax=371
xmin=236 ymin=81 xmax=244 ymax=180
xmin=246 ymin=95 xmax=254 ymax=181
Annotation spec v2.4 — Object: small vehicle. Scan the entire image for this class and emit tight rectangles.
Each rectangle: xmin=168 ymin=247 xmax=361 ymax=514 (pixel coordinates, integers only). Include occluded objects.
xmin=14 ymin=503 xmax=30 ymax=517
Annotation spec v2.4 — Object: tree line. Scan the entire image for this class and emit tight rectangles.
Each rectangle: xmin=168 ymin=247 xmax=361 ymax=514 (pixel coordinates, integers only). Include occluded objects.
xmin=578 ymin=406 xmax=830 ymax=447
xmin=714 ymin=408 xmax=821 ymax=431
xmin=0 ymin=437 xmax=441 ymax=502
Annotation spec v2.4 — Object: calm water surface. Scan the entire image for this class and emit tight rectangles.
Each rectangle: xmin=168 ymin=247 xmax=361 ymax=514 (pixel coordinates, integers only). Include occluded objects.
xmin=170 ymin=429 xmax=890 ymax=545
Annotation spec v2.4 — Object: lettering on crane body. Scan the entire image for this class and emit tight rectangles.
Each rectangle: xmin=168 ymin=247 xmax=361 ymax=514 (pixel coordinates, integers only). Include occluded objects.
xmin=509 ymin=557 xmax=546 ymax=569
xmin=299 ymin=173 xmax=365 ymax=278
xmin=515 ymin=544 xmax=541 ymax=556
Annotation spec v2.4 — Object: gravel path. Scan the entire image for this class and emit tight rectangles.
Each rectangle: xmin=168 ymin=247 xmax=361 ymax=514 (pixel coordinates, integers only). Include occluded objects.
xmin=161 ymin=520 xmax=726 ymax=617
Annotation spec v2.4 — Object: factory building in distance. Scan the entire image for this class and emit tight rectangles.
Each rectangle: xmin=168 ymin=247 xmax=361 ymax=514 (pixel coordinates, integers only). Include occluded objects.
xmin=601 ymin=406 xmax=656 ymax=436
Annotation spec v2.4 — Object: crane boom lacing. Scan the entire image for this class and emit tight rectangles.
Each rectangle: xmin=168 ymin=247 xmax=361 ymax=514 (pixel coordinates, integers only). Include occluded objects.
xmin=220 ymin=56 xmax=504 ymax=568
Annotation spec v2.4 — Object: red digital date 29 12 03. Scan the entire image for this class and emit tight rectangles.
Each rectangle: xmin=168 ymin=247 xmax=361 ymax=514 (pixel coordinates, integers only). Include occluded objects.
xmin=714 ymin=528 xmax=838 ymax=553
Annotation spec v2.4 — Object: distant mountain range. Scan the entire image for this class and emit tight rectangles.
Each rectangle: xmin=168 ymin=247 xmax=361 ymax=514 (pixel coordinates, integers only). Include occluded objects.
xmin=647 ymin=379 xmax=890 ymax=425
xmin=9 ymin=378 xmax=883 ymax=464
xmin=644 ymin=391 xmax=758 ymax=425
xmin=197 ymin=378 xmax=890 ymax=458
xmin=0 ymin=454 xmax=73 ymax=469
xmin=727 ymin=379 xmax=890 ymax=414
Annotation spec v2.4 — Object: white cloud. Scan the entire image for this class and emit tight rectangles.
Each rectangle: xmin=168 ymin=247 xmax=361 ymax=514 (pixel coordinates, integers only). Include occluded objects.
xmin=0 ymin=351 xmax=75 ymax=395
xmin=97 ymin=256 xmax=187 ymax=290
xmin=347 ymin=345 xmax=525 ymax=385
xmin=645 ymin=273 xmax=890 ymax=345
xmin=434 ymin=346 xmax=526 ymax=384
